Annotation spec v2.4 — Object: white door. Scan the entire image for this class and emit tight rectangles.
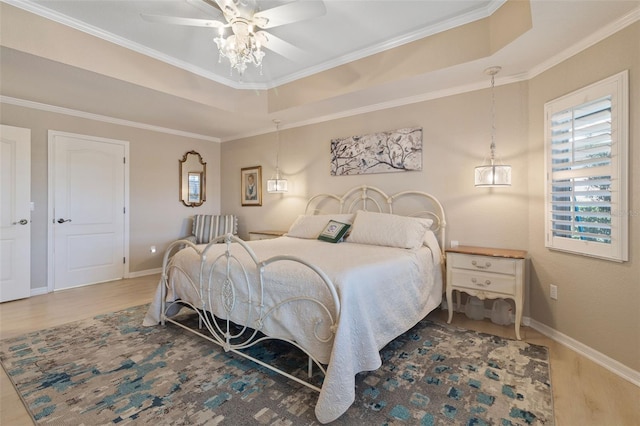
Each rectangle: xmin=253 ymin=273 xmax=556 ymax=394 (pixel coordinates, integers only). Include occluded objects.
xmin=50 ymin=132 xmax=127 ymax=290
xmin=0 ymin=125 xmax=31 ymax=302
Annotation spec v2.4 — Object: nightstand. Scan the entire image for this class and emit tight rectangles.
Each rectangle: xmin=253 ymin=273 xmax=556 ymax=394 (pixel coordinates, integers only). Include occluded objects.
xmin=248 ymin=230 xmax=286 ymax=241
xmin=445 ymin=246 xmax=527 ymax=340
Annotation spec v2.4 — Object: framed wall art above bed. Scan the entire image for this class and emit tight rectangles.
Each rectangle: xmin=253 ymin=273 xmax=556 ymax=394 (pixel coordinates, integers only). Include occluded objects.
xmin=144 ymin=185 xmax=446 ymax=423
xmin=330 ymin=127 xmax=423 ymax=176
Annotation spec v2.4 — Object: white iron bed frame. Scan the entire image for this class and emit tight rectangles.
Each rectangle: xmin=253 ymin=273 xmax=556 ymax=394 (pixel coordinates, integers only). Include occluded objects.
xmin=158 ymin=185 xmax=446 ymax=403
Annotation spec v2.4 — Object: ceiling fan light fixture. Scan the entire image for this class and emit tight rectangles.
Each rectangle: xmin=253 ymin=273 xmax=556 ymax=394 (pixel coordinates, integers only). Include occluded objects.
xmin=143 ymin=0 xmax=326 ymax=78
xmin=213 ymin=19 xmax=264 ymax=76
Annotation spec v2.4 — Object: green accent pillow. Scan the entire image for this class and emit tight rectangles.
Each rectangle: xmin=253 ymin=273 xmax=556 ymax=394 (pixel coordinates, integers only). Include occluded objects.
xmin=317 ymin=220 xmax=351 ymax=243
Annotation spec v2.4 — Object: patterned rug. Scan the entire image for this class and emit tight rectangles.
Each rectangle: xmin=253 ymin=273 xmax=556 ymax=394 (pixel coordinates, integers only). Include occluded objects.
xmin=1 ymin=305 xmax=554 ymax=425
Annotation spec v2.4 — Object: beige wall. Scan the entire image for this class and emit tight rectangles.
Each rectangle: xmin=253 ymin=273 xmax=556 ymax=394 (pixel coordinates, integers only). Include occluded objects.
xmin=222 ymin=82 xmax=529 ymax=251
xmin=221 ymin=23 xmax=639 ymax=373
xmin=0 ymin=103 xmax=221 ymax=288
xmin=527 ymin=23 xmax=639 ymax=371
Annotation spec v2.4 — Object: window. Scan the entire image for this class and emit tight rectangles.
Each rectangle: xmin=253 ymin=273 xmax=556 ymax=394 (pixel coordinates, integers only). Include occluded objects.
xmin=544 ymin=71 xmax=628 ymax=262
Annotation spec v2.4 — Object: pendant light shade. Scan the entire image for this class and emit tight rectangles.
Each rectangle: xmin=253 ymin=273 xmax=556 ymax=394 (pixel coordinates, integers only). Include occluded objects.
xmin=475 ymin=66 xmax=512 ymax=187
xmin=474 ymin=162 xmax=512 ymax=187
xmin=267 ymin=119 xmax=288 ymax=194
xmin=267 ymin=171 xmax=288 ymax=193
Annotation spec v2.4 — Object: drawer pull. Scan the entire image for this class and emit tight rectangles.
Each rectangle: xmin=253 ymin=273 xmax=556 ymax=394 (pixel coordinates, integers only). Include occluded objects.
xmin=471 ymin=277 xmax=491 ymax=287
xmin=471 ymin=260 xmax=492 ymax=269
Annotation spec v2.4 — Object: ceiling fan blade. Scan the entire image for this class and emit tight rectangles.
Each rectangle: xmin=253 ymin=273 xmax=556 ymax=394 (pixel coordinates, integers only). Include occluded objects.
xmin=254 ymin=1 xmax=326 ymax=29
xmin=200 ymin=0 xmax=223 ymax=13
xmin=256 ymin=31 xmax=309 ymax=63
xmin=185 ymin=0 xmax=223 ymax=16
xmin=140 ymin=13 xmax=226 ymax=29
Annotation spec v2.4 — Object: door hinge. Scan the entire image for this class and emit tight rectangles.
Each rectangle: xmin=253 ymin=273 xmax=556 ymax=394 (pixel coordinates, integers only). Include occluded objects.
xmin=123 ymin=157 xmax=126 ymax=164
xmin=123 ymin=206 xmax=126 ymax=214
xmin=123 ymin=257 xmax=126 ymax=264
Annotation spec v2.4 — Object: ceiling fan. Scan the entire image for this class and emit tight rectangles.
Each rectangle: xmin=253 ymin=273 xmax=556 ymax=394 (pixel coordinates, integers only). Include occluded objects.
xmin=141 ymin=0 xmax=326 ymax=76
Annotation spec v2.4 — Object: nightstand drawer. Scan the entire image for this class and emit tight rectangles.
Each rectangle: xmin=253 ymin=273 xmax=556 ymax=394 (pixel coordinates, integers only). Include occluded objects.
xmin=449 ymin=253 xmax=516 ymax=275
xmin=449 ymin=270 xmax=516 ymax=296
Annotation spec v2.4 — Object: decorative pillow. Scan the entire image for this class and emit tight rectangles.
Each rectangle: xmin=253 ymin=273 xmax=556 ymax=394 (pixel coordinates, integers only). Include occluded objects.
xmin=286 ymin=214 xmax=355 ymax=239
xmin=347 ymin=210 xmax=429 ymax=249
xmin=318 ymin=220 xmax=351 ymax=243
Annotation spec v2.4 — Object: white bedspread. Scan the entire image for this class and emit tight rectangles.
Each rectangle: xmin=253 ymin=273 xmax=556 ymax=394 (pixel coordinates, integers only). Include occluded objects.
xmin=144 ymin=236 xmax=443 ymax=423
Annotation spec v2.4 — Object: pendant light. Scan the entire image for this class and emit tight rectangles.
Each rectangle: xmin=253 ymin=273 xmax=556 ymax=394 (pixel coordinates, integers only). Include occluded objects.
xmin=267 ymin=119 xmax=288 ymax=193
xmin=474 ymin=66 xmax=512 ymax=187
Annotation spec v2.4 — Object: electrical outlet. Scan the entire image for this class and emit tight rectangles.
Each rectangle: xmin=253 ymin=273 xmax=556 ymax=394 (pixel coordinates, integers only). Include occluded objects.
xmin=550 ymin=284 xmax=558 ymax=300
xmin=451 ymin=240 xmax=459 ymax=248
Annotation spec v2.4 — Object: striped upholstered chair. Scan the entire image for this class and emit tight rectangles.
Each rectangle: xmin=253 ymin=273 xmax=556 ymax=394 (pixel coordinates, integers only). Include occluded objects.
xmin=185 ymin=214 xmax=238 ymax=245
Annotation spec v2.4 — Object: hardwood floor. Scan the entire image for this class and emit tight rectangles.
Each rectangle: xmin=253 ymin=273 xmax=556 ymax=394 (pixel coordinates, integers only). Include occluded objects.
xmin=1 ymin=275 xmax=638 ymax=425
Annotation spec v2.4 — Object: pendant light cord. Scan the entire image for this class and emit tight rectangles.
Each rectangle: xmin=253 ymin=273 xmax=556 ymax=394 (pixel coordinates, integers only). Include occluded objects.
xmin=490 ymin=72 xmax=496 ymax=163
xmin=274 ymin=119 xmax=281 ymax=174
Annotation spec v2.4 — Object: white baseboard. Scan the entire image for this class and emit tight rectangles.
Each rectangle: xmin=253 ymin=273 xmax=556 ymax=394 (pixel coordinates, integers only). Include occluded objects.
xmin=127 ymin=268 xmax=162 ymax=279
xmin=528 ymin=318 xmax=640 ymax=388
xmin=445 ymin=300 xmax=638 ymax=387
xmin=30 ymin=287 xmax=48 ymax=297
xmin=29 ymin=268 xmax=162 ymax=296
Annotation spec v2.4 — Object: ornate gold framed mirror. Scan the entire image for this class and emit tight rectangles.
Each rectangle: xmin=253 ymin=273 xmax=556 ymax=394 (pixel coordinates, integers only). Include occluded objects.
xmin=179 ymin=151 xmax=206 ymax=207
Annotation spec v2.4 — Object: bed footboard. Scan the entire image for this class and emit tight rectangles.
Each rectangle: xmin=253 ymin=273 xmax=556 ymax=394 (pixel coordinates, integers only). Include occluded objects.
xmin=159 ymin=234 xmax=341 ymax=391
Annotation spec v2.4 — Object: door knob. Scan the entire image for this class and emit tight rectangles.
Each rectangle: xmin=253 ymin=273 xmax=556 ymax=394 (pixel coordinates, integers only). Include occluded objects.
xmin=12 ymin=219 xmax=29 ymax=225
xmin=57 ymin=218 xmax=72 ymax=224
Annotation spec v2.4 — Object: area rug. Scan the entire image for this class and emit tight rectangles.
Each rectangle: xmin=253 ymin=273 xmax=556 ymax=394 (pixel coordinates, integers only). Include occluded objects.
xmin=1 ymin=305 xmax=554 ymax=425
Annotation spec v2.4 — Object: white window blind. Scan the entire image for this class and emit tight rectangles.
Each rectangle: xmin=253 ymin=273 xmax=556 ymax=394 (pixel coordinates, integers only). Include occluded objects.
xmin=544 ymin=71 xmax=628 ymax=262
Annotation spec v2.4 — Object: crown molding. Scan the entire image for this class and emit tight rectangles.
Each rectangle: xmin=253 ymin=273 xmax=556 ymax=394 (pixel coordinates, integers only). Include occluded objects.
xmin=267 ymin=0 xmax=507 ymax=88
xmin=225 ymin=5 xmax=640 ymax=141
xmin=2 ymin=0 xmax=505 ymax=91
xmin=0 ymin=96 xmax=220 ymax=143
xmin=225 ymin=71 xmax=527 ymax=142
xmin=1 ymin=0 xmax=245 ymax=89
xmin=526 ymin=5 xmax=640 ymax=80
xmin=3 ymin=3 xmax=637 ymax=143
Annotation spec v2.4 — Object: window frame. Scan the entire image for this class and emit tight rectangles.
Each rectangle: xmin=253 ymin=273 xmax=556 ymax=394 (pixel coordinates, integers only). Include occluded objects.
xmin=544 ymin=70 xmax=629 ymax=262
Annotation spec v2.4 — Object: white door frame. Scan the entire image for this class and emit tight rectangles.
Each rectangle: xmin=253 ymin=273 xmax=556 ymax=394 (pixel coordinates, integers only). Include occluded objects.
xmin=47 ymin=130 xmax=130 ymax=292
xmin=0 ymin=125 xmax=31 ymax=302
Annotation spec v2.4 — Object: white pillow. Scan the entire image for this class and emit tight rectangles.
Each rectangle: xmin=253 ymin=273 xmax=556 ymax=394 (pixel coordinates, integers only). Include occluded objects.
xmin=286 ymin=214 xmax=355 ymax=239
xmin=347 ymin=210 xmax=429 ymax=249
xmin=414 ymin=217 xmax=436 ymax=246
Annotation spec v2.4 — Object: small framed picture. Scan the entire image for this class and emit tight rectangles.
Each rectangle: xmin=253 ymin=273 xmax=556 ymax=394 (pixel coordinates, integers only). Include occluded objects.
xmin=241 ymin=166 xmax=262 ymax=206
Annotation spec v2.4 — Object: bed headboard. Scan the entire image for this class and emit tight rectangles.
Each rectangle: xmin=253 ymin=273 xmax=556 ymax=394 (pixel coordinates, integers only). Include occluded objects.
xmin=305 ymin=185 xmax=447 ymax=249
